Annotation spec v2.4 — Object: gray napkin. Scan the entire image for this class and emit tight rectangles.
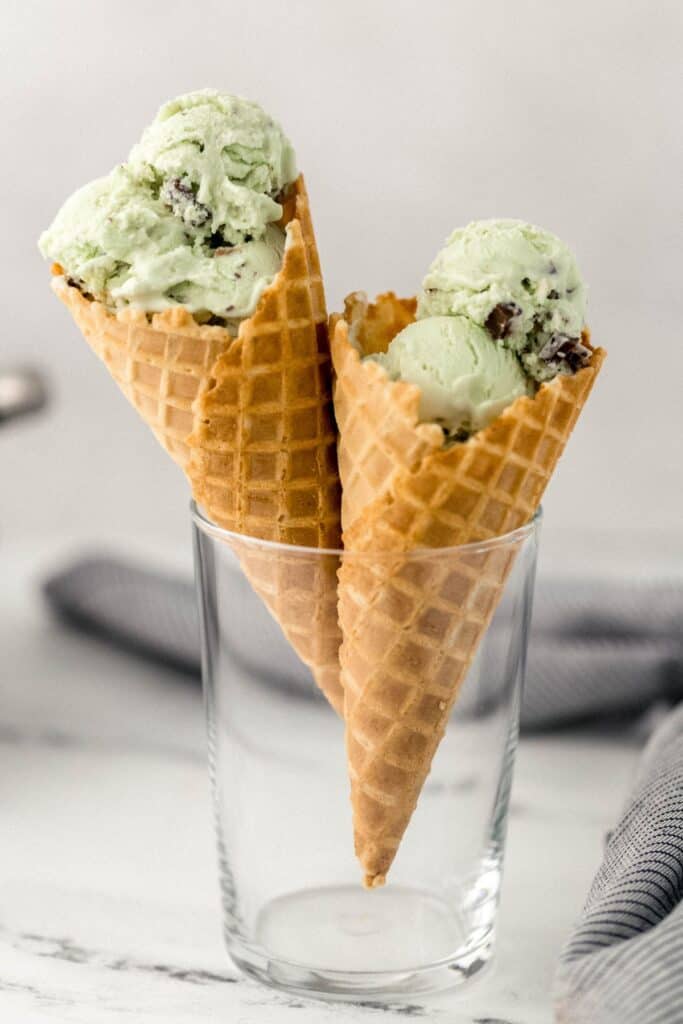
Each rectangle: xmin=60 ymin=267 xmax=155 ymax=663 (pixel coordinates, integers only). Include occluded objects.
xmin=522 ymin=577 xmax=682 ymax=728
xmin=555 ymin=701 xmax=683 ymax=1022
xmin=43 ymin=556 xmax=683 ymax=729
xmin=43 ymin=557 xmax=201 ymax=677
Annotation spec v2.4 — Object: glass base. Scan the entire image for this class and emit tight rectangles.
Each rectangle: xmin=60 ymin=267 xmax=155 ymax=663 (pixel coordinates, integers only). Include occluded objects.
xmin=226 ymin=883 xmax=496 ymax=1001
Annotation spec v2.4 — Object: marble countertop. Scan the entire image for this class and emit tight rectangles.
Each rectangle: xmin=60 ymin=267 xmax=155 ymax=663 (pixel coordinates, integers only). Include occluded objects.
xmin=0 ymin=539 xmax=645 ymax=1024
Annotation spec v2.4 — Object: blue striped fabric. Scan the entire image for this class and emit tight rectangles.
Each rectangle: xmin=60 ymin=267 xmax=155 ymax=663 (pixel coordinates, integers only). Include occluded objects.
xmin=555 ymin=703 xmax=683 ymax=1022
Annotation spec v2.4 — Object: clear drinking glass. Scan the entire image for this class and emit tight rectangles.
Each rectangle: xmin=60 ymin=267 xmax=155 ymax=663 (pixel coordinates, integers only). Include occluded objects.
xmin=192 ymin=502 xmax=540 ymax=1001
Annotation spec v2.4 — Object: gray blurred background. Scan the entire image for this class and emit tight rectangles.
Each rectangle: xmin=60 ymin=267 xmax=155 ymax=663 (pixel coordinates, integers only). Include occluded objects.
xmin=2 ymin=0 xmax=681 ymax=572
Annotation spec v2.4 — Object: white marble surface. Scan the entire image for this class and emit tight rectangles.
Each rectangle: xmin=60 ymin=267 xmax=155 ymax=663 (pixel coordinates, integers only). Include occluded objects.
xmin=0 ymin=539 xmax=648 ymax=1023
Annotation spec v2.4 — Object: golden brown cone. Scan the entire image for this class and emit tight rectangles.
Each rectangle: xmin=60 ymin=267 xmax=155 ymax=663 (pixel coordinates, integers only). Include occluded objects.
xmin=331 ymin=292 xmax=606 ymax=885
xmin=52 ymin=176 xmax=343 ymax=713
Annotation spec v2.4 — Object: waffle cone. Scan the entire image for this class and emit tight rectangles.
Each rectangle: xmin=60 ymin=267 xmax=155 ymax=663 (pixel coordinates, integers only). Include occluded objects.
xmin=52 ymin=176 xmax=343 ymax=713
xmin=331 ymin=292 xmax=606 ymax=885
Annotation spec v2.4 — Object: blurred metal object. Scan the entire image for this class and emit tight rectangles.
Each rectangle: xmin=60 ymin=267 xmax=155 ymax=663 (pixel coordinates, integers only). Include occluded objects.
xmin=0 ymin=368 xmax=49 ymax=425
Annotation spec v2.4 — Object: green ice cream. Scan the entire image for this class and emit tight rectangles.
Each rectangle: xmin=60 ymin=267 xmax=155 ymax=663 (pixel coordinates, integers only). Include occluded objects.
xmin=365 ymin=218 xmax=590 ymax=440
xmin=39 ymin=90 xmax=297 ymax=322
xmin=128 ymin=90 xmax=297 ymax=245
xmin=39 ymin=165 xmax=285 ymax=318
xmin=370 ymin=316 xmax=529 ymax=438
xmin=418 ymin=219 xmax=589 ymax=382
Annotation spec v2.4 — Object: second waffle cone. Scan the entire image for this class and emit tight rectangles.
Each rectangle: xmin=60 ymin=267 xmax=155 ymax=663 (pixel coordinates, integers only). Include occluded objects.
xmin=331 ymin=292 xmax=606 ymax=885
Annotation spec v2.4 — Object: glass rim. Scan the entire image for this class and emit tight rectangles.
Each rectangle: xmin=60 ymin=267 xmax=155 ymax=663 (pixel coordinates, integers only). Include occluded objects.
xmin=190 ymin=501 xmax=542 ymax=558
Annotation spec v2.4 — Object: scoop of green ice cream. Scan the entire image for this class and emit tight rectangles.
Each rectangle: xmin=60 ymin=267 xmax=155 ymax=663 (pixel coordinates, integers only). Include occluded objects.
xmin=39 ymin=90 xmax=296 ymax=322
xmin=369 ymin=315 xmax=530 ymax=438
xmin=128 ymin=89 xmax=297 ymax=246
xmin=39 ymin=164 xmax=285 ymax=320
xmin=418 ymin=219 xmax=589 ymax=382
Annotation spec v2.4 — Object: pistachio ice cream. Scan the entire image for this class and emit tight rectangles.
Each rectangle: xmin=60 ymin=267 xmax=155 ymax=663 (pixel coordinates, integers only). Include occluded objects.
xmin=369 ymin=218 xmax=590 ymax=439
xmin=418 ymin=219 xmax=589 ymax=383
xmin=127 ymin=90 xmax=296 ymax=244
xmin=39 ymin=90 xmax=297 ymax=322
xmin=370 ymin=316 xmax=529 ymax=438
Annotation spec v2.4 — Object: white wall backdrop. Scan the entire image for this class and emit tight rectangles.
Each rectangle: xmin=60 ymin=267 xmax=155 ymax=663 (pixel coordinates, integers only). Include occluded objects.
xmin=2 ymin=0 xmax=681 ymax=562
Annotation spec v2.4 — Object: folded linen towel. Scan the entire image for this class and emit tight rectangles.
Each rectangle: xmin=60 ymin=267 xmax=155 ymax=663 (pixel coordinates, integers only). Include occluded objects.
xmin=43 ymin=557 xmax=683 ymax=729
xmin=554 ymin=701 xmax=683 ymax=1022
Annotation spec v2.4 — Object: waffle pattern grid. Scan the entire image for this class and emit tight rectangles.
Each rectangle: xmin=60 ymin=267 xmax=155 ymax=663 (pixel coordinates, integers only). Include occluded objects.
xmin=331 ymin=294 xmax=444 ymax=531
xmin=188 ymin=212 xmax=339 ymax=547
xmin=332 ymin=292 xmax=606 ymax=885
xmin=341 ymin=543 xmax=516 ymax=885
xmin=55 ymin=287 xmax=232 ymax=472
xmin=231 ymin=537 xmax=342 ymax=712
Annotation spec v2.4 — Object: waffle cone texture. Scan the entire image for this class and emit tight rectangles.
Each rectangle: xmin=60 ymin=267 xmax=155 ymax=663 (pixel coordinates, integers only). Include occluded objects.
xmin=52 ymin=176 xmax=343 ymax=713
xmin=331 ymin=292 xmax=606 ymax=886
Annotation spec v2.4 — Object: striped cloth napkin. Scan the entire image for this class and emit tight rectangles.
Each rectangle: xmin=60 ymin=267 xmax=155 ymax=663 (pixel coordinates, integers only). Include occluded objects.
xmin=555 ymin=701 xmax=683 ymax=1022
xmin=42 ymin=557 xmax=683 ymax=729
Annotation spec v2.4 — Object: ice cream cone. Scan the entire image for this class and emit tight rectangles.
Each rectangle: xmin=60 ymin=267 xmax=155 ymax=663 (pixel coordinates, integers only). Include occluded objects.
xmin=331 ymin=292 xmax=606 ymax=885
xmin=52 ymin=176 xmax=343 ymax=713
